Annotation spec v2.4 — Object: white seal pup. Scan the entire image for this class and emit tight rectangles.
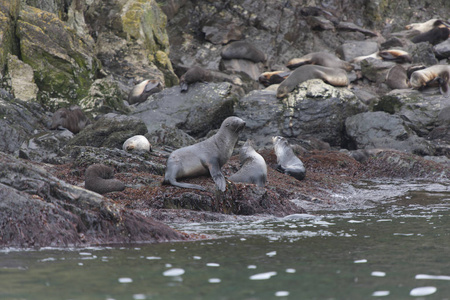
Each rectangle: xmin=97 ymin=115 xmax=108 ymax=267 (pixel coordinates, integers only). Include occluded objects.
xmin=163 ymin=116 xmax=246 ymax=191
xmin=229 ymin=139 xmax=267 ymax=187
xmin=123 ymin=135 xmax=151 ymax=152
xmin=272 ymin=136 xmax=306 ymax=180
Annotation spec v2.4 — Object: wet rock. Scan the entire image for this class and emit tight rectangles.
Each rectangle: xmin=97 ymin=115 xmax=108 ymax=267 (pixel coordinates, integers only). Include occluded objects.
xmin=337 ymin=41 xmax=378 ymax=62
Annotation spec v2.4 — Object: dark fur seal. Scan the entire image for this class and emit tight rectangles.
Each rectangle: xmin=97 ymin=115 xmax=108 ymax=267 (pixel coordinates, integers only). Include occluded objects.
xmin=277 ymin=65 xmax=349 ymax=98
xmin=180 ymin=66 xmax=211 ymax=92
xmin=386 ymin=65 xmax=410 ymax=89
xmin=229 ymin=139 xmax=267 ymax=187
xmin=221 ymin=41 xmax=267 ymax=63
xmin=50 ymin=105 xmax=90 ymax=134
xmin=287 ymin=52 xmax=353 ymax=71
xmin=258 ymin=71 xmax=291 ymax=87
xmin=85 ymin=164 xmax=125 ymax=194
xmin=410 ymin=65 xmax=450 ymax=97
xmin=411 ymin=26 xmax=450 ymax=45
xmin=272 ymin=136 xmax=306 ymax=181
xmin=128 ymin=79 xmax=163 ymax=104
xmin=163 ymin=116 xmax=246 ymax=191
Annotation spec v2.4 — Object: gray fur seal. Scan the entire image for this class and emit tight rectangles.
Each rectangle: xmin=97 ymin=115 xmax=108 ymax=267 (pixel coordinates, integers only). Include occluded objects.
xmin=128 ymin=79 xmax=163 ymax=104
xmin=221 ymin=41 xmax=267 ymax=63
xmin=123 ymin=135 xmax=151 ymax=152
xmin=85 ymin=164 xmax=125 ymax=194
xmin=272 ymin=136 xmax=306 ymax=180
xmin=386 ymin=65 xmax=410 ymax=89
xmin=287 ymin=52 xmax=354 ymax=71
xmin=163 ymin=116 xmax=246 ymax=191
xmin=258 ymin=70 xmax=291 ymax=87
xmin=410 ymin=65 xmax=450 ymax=97
xmin=50 ymin=105 xmax=90 ymax=134
xmin=229 ymin=139 xmax=267 ymax=187
xmin=277 ymin=65 xmax=349 ymax=98
xmin=180 ymin=66 xmax=212 ymax=92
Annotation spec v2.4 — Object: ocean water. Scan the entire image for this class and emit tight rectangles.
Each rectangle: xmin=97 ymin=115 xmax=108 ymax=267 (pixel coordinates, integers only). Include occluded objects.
xmin=0 ymin=181 xmax=449 ymax=300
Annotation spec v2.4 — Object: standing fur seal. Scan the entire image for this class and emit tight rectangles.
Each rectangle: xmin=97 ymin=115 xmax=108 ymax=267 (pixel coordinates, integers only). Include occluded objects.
xmin=386 ymin=65 xmax=410 ymax=89
xmin=277 ymin=65 xmax=349 ymax=98
xmin=50 ymin=105 xmax=90 ymax=134
xmin=229 ymin=139 xmax=267 ymax=187
xmin=163 ymin=116 xmax=246 ymax=191
xmin=272 ymin=136 xmax=306 ymax=181
xmin=287 ymin=52 xmax=354 ymax=71
xmin=410 ymin=65 xmax=450 ymax=97
xmin=128 ymin=79 xmax=163 ymax=104
xmin=123 ymin=135 xmax=151 ymax=152
xmin=180 ymin=66 xmax=212 ymax=92
xmin=221 ymin=41 xmax=267 ymax=63
xmin=85 ymin=164 xmax=125 ymax=194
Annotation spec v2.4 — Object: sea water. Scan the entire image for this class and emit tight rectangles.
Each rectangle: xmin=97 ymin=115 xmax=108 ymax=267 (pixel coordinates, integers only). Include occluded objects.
xmin=0 ymin=181 xmax=449 ymax=300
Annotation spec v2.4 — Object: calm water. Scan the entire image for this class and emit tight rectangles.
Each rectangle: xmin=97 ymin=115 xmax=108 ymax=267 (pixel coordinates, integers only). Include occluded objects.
xmin=1 ymin=181 xmax=449 ymax=300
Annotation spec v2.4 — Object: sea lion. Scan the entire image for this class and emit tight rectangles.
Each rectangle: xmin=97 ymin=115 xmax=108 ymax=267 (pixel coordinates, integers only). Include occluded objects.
xmin=163 ymin=116 xmax=246 ymax=191
xmin=410 ymin=65 xmax=450 ymax=97
xmin=272 ymin=136 xmax=306 ymax=181
xmin=221 ymin=41 xmax=267 ymax=63
xmin=128 ymin=79 xmax=163 ymax=104
xmin=411 ymin=26 xmax=450 ymax=45
xmin=287 ymin=52 xmax=354 ymax=71
xmin=85 ymin=164 xmax=125 ymax=194
xmin=229 ymin=139 xmax=267 ymax=187
xmin=258 ymin=70 xmax=291 ymax=87
xmin=276 ymin=65 xmax=349 ymax=98
xmin=50 ymin=105 xmax=90 ymax=134
xmin=123 ymin=135 xmax=151 ymax=152
xmin=405 ymin=19 xmax=449 ymax=33
xmin=352 ymin=49 xmax=411 ymax=63
xmin=386 ymin=65 xmax=410 ymax=89
xmin=180 ymin=66 xmax=212 ymax=92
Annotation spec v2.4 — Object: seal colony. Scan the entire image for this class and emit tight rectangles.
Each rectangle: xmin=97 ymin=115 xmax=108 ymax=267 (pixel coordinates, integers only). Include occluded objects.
xmin=163 ymin=116 xmax=246 ymax=191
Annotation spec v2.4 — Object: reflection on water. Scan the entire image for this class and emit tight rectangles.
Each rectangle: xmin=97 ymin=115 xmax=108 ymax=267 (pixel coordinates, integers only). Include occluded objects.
xmin=0 ymin=183 xmax=449 ymax=300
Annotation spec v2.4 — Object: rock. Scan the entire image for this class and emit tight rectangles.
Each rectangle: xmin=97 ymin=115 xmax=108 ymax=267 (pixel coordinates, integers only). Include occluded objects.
xmin=345 ymin=111 xmax=435 ymax=155
xmin=6 ymin=53 xmax=38 ymax=101
xmin=219 ymin=58 xmax=262 ymax=81
xmin=434 ymin=39 xmax=450 ymax=59
xmin=337 ymin=41 xmax=379 ymax=62
xmin=0 ymin=0 xmax=20 ymax=71
xmin=19 ymin=130 xmax=74 ymax=163
xmin=407 ymin=42 xmax=438 ymax=65
xmin=360 ymin=57 xmax=396 ymax=84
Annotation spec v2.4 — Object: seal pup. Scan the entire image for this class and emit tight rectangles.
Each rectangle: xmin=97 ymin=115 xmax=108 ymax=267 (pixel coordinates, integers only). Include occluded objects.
xmin=276 ymin=65 xmax=348 ymax=98
xmin=180 ymin=66 xmax=212 ymax=92
xmin=128 ymin=79 xmax=163 ymax=104
xmin=49 ymin=105 xmax=90 ymax=134
xmin=386 ymin=65 xmax=410 ymax=89
xmin=85 ymin=164 xmax=125 ymax=194
xmin=410 ymin=65 xmax=450 ymax=97
xmin=163 ymin=116 xmax=246 ymax=191
xmin=287 ymin=52 xmax=354 ymax=71
xmin=411 ymin=26 xmax=450 ymax=45
xmin=258 ymin=70 xmax=291 ymax=87
xmin=123 ymin=135 xmax=151 ymax=152
xmin=221 ymin=41 xmax=267 ymax=63
xmin=272 ymin=136 xmax=306 ymax=181
xmin=229 ymin=139 xmax=267 ymax=187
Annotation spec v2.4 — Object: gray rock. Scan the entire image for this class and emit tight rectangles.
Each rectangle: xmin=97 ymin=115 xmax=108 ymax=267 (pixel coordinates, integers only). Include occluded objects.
xmin=337 ymin=41 xmax=379 ymax=62
xmin=434 ymin=39 xmax=450 ymax=59
xmin=360 ymin=57 xmax=396 ymax=83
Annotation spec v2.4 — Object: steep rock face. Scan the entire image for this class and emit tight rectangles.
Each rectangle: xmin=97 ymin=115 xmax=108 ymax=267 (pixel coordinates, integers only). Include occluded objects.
xmin=0 ymin=0 xmax=20 ymax=72
xmin=16 ymin=5 xmax=100 ymax=101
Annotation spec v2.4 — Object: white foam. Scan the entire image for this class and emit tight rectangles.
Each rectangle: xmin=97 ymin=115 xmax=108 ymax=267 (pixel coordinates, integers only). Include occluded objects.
xmin=208 ymin=278 xmax=221 ymax=283
xmin=416 ymin=274 xmax=450 ymax=281
xmin=348 ymin=220 xmax=364 ymax=223
xmin=79 ymin=252 xmax=92 ymax=256
xmin=163 ymin=268 xmax=185 ymax=277
xmin=286 ymin=268 xmax=296 ymax=273
xmin=193 ymin=256 xmax=202 ymax=260
xmin=250 ymin=271 xmax=277 ymax=280
xmin=266 ymin=251 xmax=277 ymax=257
xmin=409 ymin=286 xmax=437 ymax=296
xmin=275 ymin=291 xmax=289 ymax=297
xmin=206 ymin=263 xmax=220 ymax=267
xmin=372 ymin=290 xmax=390 ymax=297
xmin=118 ymin=277 xmax=133 ymax=283
xmin=371 ymin=271 xmax=386 ymax=277
xmin=145 ymin=256 xmax=161 ymax=260
xmin=132 ymin=294 xmax=146 ymax=300
xmin=247 ymin=265 xmax=257 ymax=269
xmin=354 ymin=259 xmax=367 ymax=263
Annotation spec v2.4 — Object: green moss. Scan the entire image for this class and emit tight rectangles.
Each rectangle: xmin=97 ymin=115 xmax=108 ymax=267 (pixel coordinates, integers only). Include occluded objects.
xmin=372 ymin=95 xmax=403 ymax=114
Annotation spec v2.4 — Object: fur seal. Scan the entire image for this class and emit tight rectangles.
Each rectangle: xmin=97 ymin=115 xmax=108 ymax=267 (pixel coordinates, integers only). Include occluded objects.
xmin=405 ymin=19 xmax=449 ymax=33
xmin=50 ymin=105 xmax=90 ymax=134
xmin=352 ymin=49 xmax=411 ymax=63
xmin=272 ymin=136 xmax=306 ymax=181
xmin=276 ymin=65 xmax=349 ymax=98
xmin=410 ymin=65 xmax=450 ymax=97
xmin=221 ymin=41 xmax=267 ymax=63
xmin=411 ymin=26 xmax=450 ymax=45
xmin=163 ymin=116 xmax=246 ymax=191
xmin=287 ymin=52 xmax=354 ymax=71
xmin=85 ymin=164 xmax=125 ymax=194
xmin=180 ymin=66 xmax=212 ymax=92
xmin=128 ymin=79 xmax=163 ymax=104
xmin=229 ymin=139 xmax=267 ymax=187
xmin=258 ymin=71 xmax=291 ymax=87
xmin=386 ymin=65 xmax=410 ymax=89
xmin=123 ymin=135 xmax=151 ymax=152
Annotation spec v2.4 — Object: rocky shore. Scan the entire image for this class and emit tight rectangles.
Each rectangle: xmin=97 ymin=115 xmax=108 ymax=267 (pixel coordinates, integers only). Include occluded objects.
xmin=0 ymin=0 xmax=449 ymax=247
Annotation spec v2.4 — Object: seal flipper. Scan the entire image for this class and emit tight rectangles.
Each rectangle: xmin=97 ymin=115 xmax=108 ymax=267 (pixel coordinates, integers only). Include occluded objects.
xmin=208 ymin=162 xmax=226 ymax=192
xmin=437 ymin=72 xmax=450 ymax=97
xmin=144 ymin=81 xmax=160 ymax=92
xmin=164 ymin=177 xmax=206 ymax=191
xmin=180 ymin=82 xmax=189 ymax=92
